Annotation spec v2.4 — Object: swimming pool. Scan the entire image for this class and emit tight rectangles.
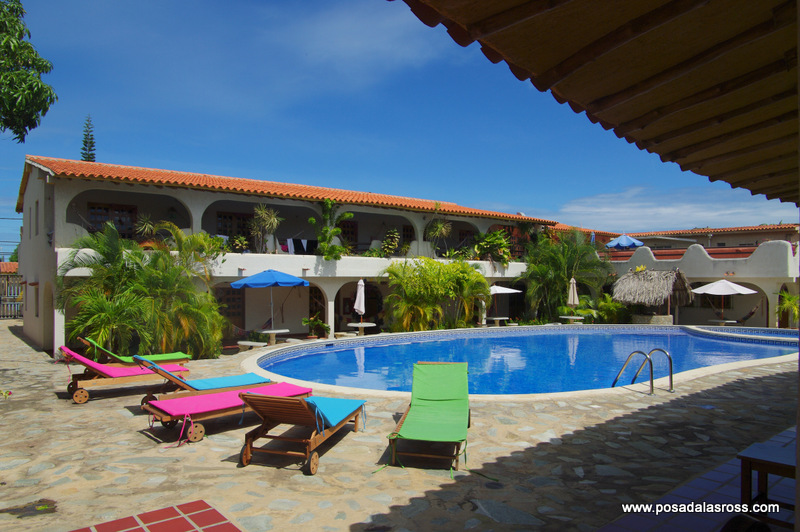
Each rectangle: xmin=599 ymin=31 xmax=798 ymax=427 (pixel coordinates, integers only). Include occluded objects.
xmin=256 ymin=326 xmax=798 ymax=395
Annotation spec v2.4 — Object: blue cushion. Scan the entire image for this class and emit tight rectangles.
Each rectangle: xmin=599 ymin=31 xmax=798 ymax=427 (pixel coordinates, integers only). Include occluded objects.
xmin=305 ymin=396 xmax=365 ymax=428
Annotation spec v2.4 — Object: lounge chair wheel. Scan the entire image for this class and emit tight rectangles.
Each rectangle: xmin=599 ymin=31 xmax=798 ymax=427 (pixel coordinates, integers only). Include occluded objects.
xmin=161 ymin=419 xmax=178 ymax=429
xmin=187 ymin=423 xmax=205 ymax=442
xmin=304 ymin=451 xmax=319 ymax=475
xmin=67 ymin=381 xmax=77 ymax=395
xmin=239 ymin=444 xmax=251 ymax=467
xmin=72 ymin=388 xmax=89 ymax=404
xmin=141 ymin=393 xmax=155 ymax=406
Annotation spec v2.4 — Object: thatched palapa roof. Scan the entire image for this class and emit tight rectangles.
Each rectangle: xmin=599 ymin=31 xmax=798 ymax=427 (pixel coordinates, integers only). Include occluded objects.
xmin=612 ymin=269 xmax=693 ymax=307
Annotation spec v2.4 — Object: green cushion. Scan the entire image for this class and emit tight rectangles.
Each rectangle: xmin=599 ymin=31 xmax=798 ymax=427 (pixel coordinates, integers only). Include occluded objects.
xmin=393 ymin=362 xmax=469 ymax=442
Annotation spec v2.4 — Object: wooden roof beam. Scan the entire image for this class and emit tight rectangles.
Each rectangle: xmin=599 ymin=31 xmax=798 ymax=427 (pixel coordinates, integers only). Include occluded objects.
xmin=616 ymin=50 xmax=797 ymax=136
xmin=661 ymin=110 xmax=797 ymax=162
xmin=533 ymin=0 xmax=710 ymax=91
xmin=680 ymin=133 xmax=798 ymax=171
xmin=588 ymin=1 xmax=796 ymax=114
xmin=719 ymin=166 xmax=797 ymax=186
xmin=636 ymin=89 xmax=796 ymax=149
xmin=704 ymin=153 xmax=797 ymax=182
xmin=458 ymin=0 xmax=573 ymax=46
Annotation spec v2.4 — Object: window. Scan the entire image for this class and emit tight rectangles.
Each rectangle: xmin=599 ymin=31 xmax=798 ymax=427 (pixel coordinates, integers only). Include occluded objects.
xmin=216 ymin=212 xmax=252 ymax=239
xmin=402 ymin=224 xmax=415 ymax=243
xmin=339 ymin=220 xmax=357 ymax=245
xmin=88 ymin=203 xmax=137 ymax=239
xmin=215 ymin=287 xmax=244 ymax=330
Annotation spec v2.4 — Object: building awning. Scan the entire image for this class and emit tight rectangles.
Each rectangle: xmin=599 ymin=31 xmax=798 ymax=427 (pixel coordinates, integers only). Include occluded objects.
xmin=394 ymin=0 xmax=798 ymax=205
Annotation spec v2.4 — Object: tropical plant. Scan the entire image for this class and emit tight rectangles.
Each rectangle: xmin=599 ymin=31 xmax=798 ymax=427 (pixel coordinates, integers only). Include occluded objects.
xmin=230 ymin=235 xmax=249 ymax=252
xmin=58 ymin=221 xmax=226 ymax=359
xmin=776 ymin=290 xmax=798 ymax=325
xmin=517 ymin=230 xmax=612 ymax=322
xmin=383 ymin=257 xmax=488 ymax=331
xmin=1 ymin=0 xmax=58 ymax=143
xmin=425 ymin=218 xmax=452 ymax=257
xmin=471 ymin=230 xmax=512 ymax=267
xmin=380 ymin=228 xmax=400 ymax=257
xmin=249 ymin=204 xmax=283 ymax=253
xmin=301 ymin=313 xmax=330 ymax=337
xmin=308 ymin=198 xmax=353 ymax=261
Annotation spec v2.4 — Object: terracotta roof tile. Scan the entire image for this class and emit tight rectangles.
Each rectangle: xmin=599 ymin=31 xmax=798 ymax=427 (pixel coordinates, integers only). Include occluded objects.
xmin=0 ymin=262 xmax=18 ymax=274
xmin=629 ymin=224 xmax=799 ymax=237
xmin=22 ymin=156 xmax=556 ymax=225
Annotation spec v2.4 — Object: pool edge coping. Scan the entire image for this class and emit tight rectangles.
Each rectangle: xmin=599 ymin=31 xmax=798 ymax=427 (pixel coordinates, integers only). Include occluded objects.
xmin=240 ymin=327 xmax=798 ymax=402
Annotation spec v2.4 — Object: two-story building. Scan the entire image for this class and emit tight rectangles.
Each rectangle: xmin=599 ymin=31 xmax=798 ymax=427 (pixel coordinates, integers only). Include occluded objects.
xmin=17 ymin=156 xmax=556 ymax=354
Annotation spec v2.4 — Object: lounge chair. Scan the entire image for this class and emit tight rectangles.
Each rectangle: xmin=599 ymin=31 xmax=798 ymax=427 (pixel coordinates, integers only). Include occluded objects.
xmin=141 ymin=382 xmax=313 ymax=444
xmin=79 ymin=337 xmax=190 ymax=365
xmin=239 ymin=393 xmax=366 ymax=475
xmin=134 ymin=355 xmax=270 ymax=402
xmin=59 ymin=346 xmax=190 ymax=404
xmin=388 ymin=362 xmax=469 ymax=470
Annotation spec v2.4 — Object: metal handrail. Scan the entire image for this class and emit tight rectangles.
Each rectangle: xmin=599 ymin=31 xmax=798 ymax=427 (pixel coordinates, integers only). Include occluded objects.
xmin=631 ymin=348 xmax=674 ymax=393
xmin=612 ymin=348 xmax=674 ymax=395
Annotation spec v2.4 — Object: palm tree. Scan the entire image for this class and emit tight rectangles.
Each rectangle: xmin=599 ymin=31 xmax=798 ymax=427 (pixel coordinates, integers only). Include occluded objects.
xmin=447 ymin=260 xmax=490 ymax=327
xmin=250 ymin=204 xmax=283 ymax=253
xmin=518 ymin=230 xmax=612 ymax=322
xmin=58 ymin=221 xmax=226 ymax=358
xmin=776 ymin=290 xmax=798 ymax=325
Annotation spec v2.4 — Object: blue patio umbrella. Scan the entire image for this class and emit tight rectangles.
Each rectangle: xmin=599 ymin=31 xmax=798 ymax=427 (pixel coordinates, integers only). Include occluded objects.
xmin=231 ymin=269 xmax=309 ymax=327
xmin=605 ymin=234 xmax=644 ymax=249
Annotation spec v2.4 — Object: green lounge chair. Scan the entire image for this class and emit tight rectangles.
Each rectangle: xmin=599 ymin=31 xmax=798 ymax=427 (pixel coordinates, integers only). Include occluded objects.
xmin=80 ymin=337 xmax=190 ymax=365
xmin=388 ymin=362 xmax=469 ymax=470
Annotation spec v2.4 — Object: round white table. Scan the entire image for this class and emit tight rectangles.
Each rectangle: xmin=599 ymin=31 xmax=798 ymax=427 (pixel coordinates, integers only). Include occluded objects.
xmin=559 ymin=315 xmax=584 ymax=324
xmin=347 ymin=322 xmax=376 ymax=336
xmin=486 ymin=316 xmax=509 ymax=327
xmin=255 ymin=328 xmax=290 ymax=345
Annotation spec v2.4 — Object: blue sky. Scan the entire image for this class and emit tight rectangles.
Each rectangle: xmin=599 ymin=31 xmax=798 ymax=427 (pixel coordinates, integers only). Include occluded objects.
xmin=1 ymin=1 xmax=796 ymax=259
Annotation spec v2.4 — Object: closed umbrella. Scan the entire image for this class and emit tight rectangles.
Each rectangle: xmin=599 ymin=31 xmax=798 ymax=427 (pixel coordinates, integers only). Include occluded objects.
xmin=606 ymin=234 xmax=644 ymax=249
xmin=354 ymin=279 xmax=366 ymax=322
xmin=231 ymin=269 xmax=309 ymax=327
xmin=567 ymin=277 xmax=579 ymax=308
xmin=691 ymin=279 xmax=756 ymax=320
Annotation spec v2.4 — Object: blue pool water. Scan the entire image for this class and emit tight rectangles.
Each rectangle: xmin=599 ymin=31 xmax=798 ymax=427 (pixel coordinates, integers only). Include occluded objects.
xmin=259 ymin=327 xmax=797 ymax=395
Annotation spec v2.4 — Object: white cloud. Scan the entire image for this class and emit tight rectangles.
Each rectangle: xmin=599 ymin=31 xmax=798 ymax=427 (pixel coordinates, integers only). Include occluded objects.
xmin=483 ymin=186 xmax=799 ymax=233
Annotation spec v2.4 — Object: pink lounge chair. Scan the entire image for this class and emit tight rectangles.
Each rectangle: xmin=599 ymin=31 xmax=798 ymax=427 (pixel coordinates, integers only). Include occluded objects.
xmin=59 ymin=346 xmax=190 ymax=404
xmin=141 ymin=382 xmax=313 ymax=443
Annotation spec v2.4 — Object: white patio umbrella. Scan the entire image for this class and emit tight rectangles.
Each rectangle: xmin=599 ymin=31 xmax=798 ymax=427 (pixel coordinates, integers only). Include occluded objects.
xmin=567 ymin=277 xmax=579 ymax=308
xmin=691 ymin=279 xmax=756 ymax=319
xmin=354 ymin=279 xmax=366 ymax=322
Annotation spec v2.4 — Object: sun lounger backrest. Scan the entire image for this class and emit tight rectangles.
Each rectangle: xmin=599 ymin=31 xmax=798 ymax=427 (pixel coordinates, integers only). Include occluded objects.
xmin=133 ymin=355 xmax=191 ymax=386
xmin=240 ymin=394 xmax=316 ymax=426
xmin=60 ymin=346 xmax=115 ymax=377
xmin=410 ymin=362 xmax=469 ymax=405
xmin=80 ymin=337 xmax=126 ymax=363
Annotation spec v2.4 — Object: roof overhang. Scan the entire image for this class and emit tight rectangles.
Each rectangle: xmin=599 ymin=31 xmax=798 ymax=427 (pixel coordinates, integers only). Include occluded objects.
xmin=393 ymin=0 xmax=798 ymax=205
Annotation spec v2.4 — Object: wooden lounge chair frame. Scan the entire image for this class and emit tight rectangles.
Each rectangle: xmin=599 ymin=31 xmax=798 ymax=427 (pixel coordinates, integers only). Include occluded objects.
xmin=79 ymin=337 xmax=190 ymax=366
xmin=389 ymin=361 xmax=470 ymax=470
xmin=239 ymin=394 xmax=364 ymax=475
xmin=60 ymin=346 xmax=189 ymax=404
xmin=135 ymin=355 xmax=271 ymax=403
xmin=141 ymin=384 xmax=311 ymax=443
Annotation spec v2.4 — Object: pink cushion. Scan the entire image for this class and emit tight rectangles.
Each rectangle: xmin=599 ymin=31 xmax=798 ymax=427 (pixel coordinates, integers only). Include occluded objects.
xmin=60 ymin=346 xmax=187 ymax=378
xmin=148 ymin=383 xmax=312 ymax=417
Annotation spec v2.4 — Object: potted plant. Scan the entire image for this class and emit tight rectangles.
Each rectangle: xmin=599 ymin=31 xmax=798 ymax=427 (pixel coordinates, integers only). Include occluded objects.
xmin=301 ymin=313 xmax=330 ymax=339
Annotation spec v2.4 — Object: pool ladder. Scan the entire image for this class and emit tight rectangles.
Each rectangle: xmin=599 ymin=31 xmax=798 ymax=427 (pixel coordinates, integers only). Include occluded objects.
xmin=612 ymin=348 xmax=674 ymax=395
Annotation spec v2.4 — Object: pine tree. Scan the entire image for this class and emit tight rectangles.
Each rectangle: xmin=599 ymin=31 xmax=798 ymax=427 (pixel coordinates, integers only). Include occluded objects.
xmin=81 ymin=114 xmax=96 ymax=161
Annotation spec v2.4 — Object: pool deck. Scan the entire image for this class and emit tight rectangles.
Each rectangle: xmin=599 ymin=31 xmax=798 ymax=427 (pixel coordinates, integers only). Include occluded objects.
xmin=0 ymin=320 xmax=796 ymax=531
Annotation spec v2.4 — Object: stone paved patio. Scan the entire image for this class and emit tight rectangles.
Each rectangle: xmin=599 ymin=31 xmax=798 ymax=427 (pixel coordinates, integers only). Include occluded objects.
xmin=0 ymin=320 xmax=795 ymax=531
